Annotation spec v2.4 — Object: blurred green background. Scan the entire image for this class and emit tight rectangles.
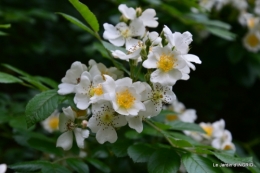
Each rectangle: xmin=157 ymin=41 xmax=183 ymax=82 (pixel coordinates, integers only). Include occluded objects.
xmin=1 ymin=0 xmax=260 ymax=165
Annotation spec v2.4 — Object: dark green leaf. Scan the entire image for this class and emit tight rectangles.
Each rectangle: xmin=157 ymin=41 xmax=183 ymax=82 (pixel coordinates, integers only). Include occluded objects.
xmin=168 ymin=136 xmax=193 ymax=148
xmin=169 ymin=132 xmax=202 ymax=145
xmin=9 ymin=115 xmax=27 ymax=130
xmin=69 ymin=0 xmax=99 ymax=32
xmin=41 ymin=163 xmax=72 ymax=173
xmin=0 ymin=72 xmax=22 ymax=83
xmin=148 ymin=148 xmax=180 ymax=173
xmin=127 ymin=143 xmax=155 ymax=163
xmin=125 ymin=130 xmax=143 ymax=140
xmin=213 ymin=152 xmax=253 ymax=164
xmin=57 ymin=12 xmax=95 ymax=36
xmin=2 ymin=64 xmax=30 ymax=77
xmin=9 ymin=160 xmax=50 ymax=172
xmin=86 ymin=158 xmax=110 ymax=173
xmin=111 ymin=140 xmax=132 ymax=157
xmin=34 ymin=76 xmax=58 ymax=89
xmin=25 ymin=89 xmax=64 ymax=128
xmin=66 ymin=158 xmax=89 ymax=173
xmin=182 ymin=153 xmax=222 ymax=173
xmin=0 ymin=24 xmax=11 ymax=28
xmin=167 ymin=120 xmax=205 ymax=133
xmin=20 ymin=76 xmax=49 ymax=91
xmin=0 ymin=31 xmax=8 ymax=36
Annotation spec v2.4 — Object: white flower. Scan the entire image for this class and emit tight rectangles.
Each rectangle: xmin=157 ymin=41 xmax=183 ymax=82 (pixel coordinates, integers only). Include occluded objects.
xmin=243 ymin=29 xmax=260 ymax=52
xmin=88 ymin=60 xmax=123 ymax=80
xmin=88 ymin=101 xmax=127 ymax=144
xmin=143 ymin=31 xmax=162 ymax=47
xmin=211 ymin=130 xmax=233 ymax=150
xmin=163 ymin=25 xmax=201 ymax=75
xmin=102 ymin=76 xmax=146 ymax=116
xmin=255 ymin=0 xmax=260 ymax=15
xmin=74 ymin=71 xmax=106 ymax=110
xmin=199 ymin=122 xmax=214 ymax=139
xmin=178 ymin=109 xmax=197 ymax=123
xmin=103 ymin=19 xmax=145 ymax=48
xmin=0 ymin=164 xmax=7 ymax=173
xmin=118 ymin=4 xmax=158 ymax=28
xmin=58 ymin=61 xmax=87 ymax=95
xmin=212 ymin=119 xmax=225 ymax=138
xmin=143 ymin=46 xmax=186 ymax=85
xmin=41 ymin=110 xmax=59 ymax=133
xmin=56 ymin=107 xmax=89 ymax=150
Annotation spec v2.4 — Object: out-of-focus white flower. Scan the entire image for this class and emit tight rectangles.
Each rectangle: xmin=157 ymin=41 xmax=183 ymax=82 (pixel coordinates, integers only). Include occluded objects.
xmin=88 ymin=101 xmax=127 ymax=144
xmin=56 ymin=107 xmax=89 ymax=150
xmin=112 ymin=41 xmax=143 ymax=61
xmin=199 ymin=0 xmax=216 ymax=11
xmin=103 ymin=19 xmax=145 ymax=48
xmin=212 ymin=119 xmax=225 ymax=138
xmin=41 ymin=110 xmax=60 ymax=133
xmin=243 ymin=29 xmax=260 ymax=52
xmin=200 ymin=122 xmax=214 ymax=139
xmin=88 ymin=60 xmax=123 ymax=80
xmin=74 ymin=71 xmax=107 ymax=110
xmin=143 ymin=46 xmax=186 ymax=85
xmin=102 ymin=76 xmax=146 ymax=116
xmin=0 ymin=164 xmax=7 ymax=173
xmin=255 ymin=0 xmax=260 ymax=15
xmin=211 ymin=130 xmax=234 ymax=150
xmin=58 ymin=61 xmax=87 ymax=95
xmin=230 ymin=0 xmax=248 ymax=11
xmin=118 ymin=4 xmax=158 ymax=28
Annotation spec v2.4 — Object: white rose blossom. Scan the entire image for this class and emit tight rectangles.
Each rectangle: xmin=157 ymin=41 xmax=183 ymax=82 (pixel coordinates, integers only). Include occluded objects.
xmin=41 ymin=110 xmax=60 ymax=133
xmin=88 ymin=101 xmax=127 ymax=144
xmin=58 ymin=61 xmax=87 ymax=95
xmin=118 ymin=4 xmax=158 ymax=28
xmin=56 ymin=106 xmax=89 ymax=150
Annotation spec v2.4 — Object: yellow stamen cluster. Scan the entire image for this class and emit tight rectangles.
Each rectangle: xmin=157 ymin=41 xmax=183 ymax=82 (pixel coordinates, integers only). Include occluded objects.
xmin=121 ymin=29 xmax=131 ymax=38
xmin=48 ymin=117 xmax=59 ymax=130
xmin=157 ymin=54 xmax=175 ymax=72
xmin=166 ymin=114 xmax=178 ymax=121
xmin=202 ymin=126 xmax=213 ymax=137
xmin=223 ymin=144 xmax=232 ymax=150
xmin=246 ymin=33 xmax=259 ymax=47
xmin=89 ymin=85 xmax=103 ymax=97
xmin=116 ymin=89 xmax=135 ymax=109
xmin=101 ymin=112 xmax=114 ymax=124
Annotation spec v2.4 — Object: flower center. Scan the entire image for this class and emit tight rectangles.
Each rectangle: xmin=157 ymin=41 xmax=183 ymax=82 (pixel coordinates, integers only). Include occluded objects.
xmin=202 ymin=126 xmax=213 ymax=137
xmin=120 ymin=28 xmax=131 ymax=38
xmin=66 ymin=120 xmax=76 ymax=131
xmin=223 ymin=144 xmax=232 ymax=150
xmin=157 ymin=54 xmax=176 ymax=72
xmin=89 ymin=84 xmax=103 ymax=97
xmin=116 ymin=89 xmax=136 ymax=109
xmin=48 ymin=117 xmax=59 ymax=130
xmin=246 ymin=33 xmax=259 ymax=47
xmin=101 ymin=112 xmax=114 ymax=124
xmin=152 ymin=91 xmax=163 ymax=102
xmin=166 ymin=114 xmax=178 ymax=121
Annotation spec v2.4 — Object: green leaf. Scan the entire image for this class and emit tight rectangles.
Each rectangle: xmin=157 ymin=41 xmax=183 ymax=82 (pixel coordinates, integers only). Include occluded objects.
xmin=0 ymin=24 xmax=11 ymax=28
xmin=34 ymin=76 xmax=58 ymax=89
xmin=0 ymin=72 xmax=22 ymax=83
xmin=167 ymin=120 xmax=205 ymax=133
xmin=20 ymin=76 xmax=49 ymax=91
xmin=86 ymin=158 xmax=110 ymax=173
xmin=9 ymin=160 xmax=50 ymax=172
xmin=101 ymin=41 xmax=127 ymax=53
xmin=169 ymin=132 xmax=202 ymax=145
xmin=227 ymin=44 xmax=244 ymax=64
xmin=0 ymin=31 xmax=8 ymax=36
xmin=41 ymin=163 xmax=72 ymax=173
xmin=57 ymin=12 xmax=95 ymax=36
xmin=9 ymin=115 xmax=27 ymax=130
xmin=148 ymin=148 xmax=180 ymax=173
xmin=69 ymin=0 xmax=99 ymax=32
xmin=182 ymin=153 xmax=222 ymax=173
xmin=213 ymin=152 xmax=253 ymax=164
xmin=25 ymin=89 xmax=64 ymax=128
xmin=168 ymin=136 xmax=193 ymax=148
xmin=66 ymin=158 xmax=89 ymax=173
xmin=125 ymin=130 xmax=143 ymax=140
xmin=111 ymin=140 xmax=132 ymax=157
xmin=27 ymin=138 xmax=63 ymax=156
xmin=127 ymin=143 xmax=155 ymax=163
xmin=206 ymin=26 xmax=236 ymax=41
xmin=2 ymin=63 xmax=30 ymax=77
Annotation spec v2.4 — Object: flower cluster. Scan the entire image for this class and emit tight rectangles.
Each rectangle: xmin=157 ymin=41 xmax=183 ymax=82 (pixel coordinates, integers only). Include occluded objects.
xmin=199 ymin=0 xmax=260 ymax=52
xmin=55 ymin=4 xmax=201 ymax=150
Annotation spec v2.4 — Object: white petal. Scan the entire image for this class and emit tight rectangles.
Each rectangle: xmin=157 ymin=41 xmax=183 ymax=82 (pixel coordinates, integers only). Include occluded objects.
xmin=139 ymin=9 xmax=158 ymax=28
xmin=74 ymin=93 xmax=91 ymax=110
xmin=129 ymin=19 xmax=145 ymax=37
xmin=142 ymin=53 xmax=158 ymax=69
xmin=96 ymin=126 xmax=117 ymax=144
xmin=56 ymin=131 xmax=73 ymax=150
xmin=82 ymin=129 xmax=90 ymax=138
xmin=74 ymin=128 xmax=86 ymax=149
xmin=62 ymin=106 xmax=76 ymax=121
xmin=211 ymin=138 xmax=222 ymax=149
xmin=118 ymin=4 xmax=136 ymax=20
xmin=88 ymin=116 xmax=100 ymax=133
xmin=115 ymin=77 xmax=132 ymax=87
xmin=0 ymin=164 xmax=7 ymax=173
xmin=103 ymin=23 xmax=121 ymax=40
xmin=58 ymin=83 xmax=75 ymax=95
xmin=112 ymin=115 xmax=127 ymax=127
xmin=126 ymin=116 xmax=143 ymax=133
xmin=183 ymin=54 xmax=201 ymax=64
xmin=125 ymin=38 xmax=140 ymax=50
xmin=109 ymin=37 xmax=125 ymax=47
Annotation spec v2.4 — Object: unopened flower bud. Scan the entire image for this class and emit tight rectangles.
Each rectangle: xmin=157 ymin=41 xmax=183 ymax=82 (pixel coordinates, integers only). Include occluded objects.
xmin=120 ymin=15 xmax=129 ymax=23
xmin=81 ymin=120 xmax=88 ymax=128
xmin=136 ymin=7 xmax=143 ymax=17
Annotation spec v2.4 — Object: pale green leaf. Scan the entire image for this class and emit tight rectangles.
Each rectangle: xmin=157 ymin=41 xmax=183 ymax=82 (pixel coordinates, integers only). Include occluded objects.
xmin=127 ymin=143 xmax=154 ymax=163
xmin=0 ymin=31 xmax=8 ymax=36
xmin=57 ymin=12 xmax=95 ymax=36
xmin=213 ymin=152 xmax=253 ymax=164
xmin=69 ymin=0 xmax=99 ymax=32
xmin=34 ymin=76 xmax=58 ymax=88
xmin=9 ymin=160 xmax=49 ymax=172
xmin=167 ymin=120 xmax=205 ymax=133
xmin=0 ymin=24 xmax=11 ymax=28
xmin=0 ymin=72 xmax=22 ymax=83
xmin=182 ymin=153 xmax=222 ymax=173
xmin=25 ymin=89 xmax=64 ymax=128
xmin=148 ymin=148 xmax=180 ymax=173
xmin=2 ymin=63 xmax=30 ymax=77
xmin=168 ymin=136 xmax=193 ymax=148
xmin=20 ymin=76 xmax=49 ymax=91
xmin=206 ymin=26 xmax=236 ymax=41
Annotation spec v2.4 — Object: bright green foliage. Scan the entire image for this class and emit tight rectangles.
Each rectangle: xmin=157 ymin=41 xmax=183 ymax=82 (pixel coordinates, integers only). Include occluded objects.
xmin=25 ymin=89 xmax=64 ymax=128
